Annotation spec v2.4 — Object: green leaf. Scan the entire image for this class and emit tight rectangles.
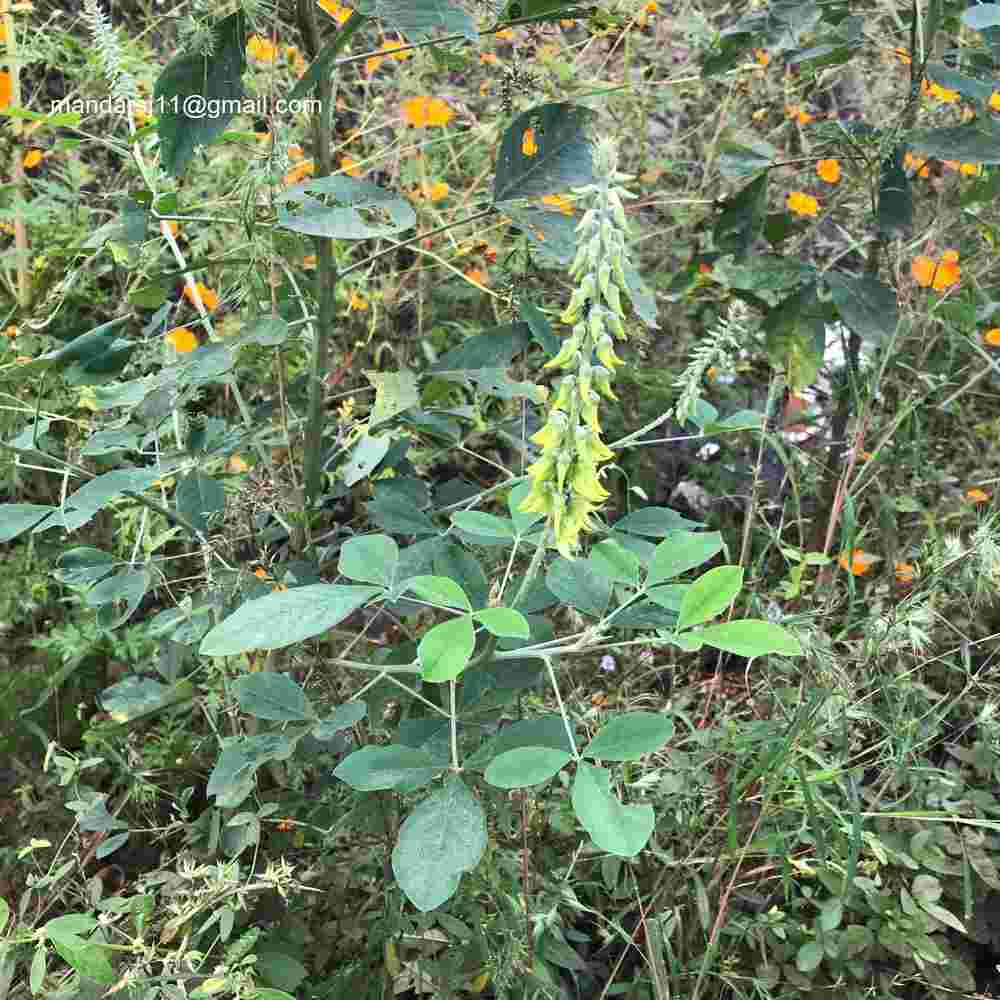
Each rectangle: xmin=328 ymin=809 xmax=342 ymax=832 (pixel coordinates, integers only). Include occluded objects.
xmin=614 ymin=506 xmax=700 ymax=536
xmin=909 ymin=124 xmax=1000 ymax=164
xmin=155 ymin=11 xmax=247 ymax=177
xmin=86 ymin=569 xmax=150 ymax=630
xmin=472 ymin=607 xmax=530 ymax=638
xmin=763 ymin=281 xmax=827 ymax=392
xmin=433 ymin=544 xmax=489 ymax=609
xmin=207 ymin=734 xmax=298 ymax=807
xmin=582 ymin=712 xmax=674 ymax=762
xmin=368 ymin=492 xmax=439 ymax=536
xmin=621 ymin=259 xmax=658 ymax=329
xmin=392 ymin=776 xmax=487 ymax=911
xmin=232 ymin=674 xmax=314 ymax=721
xmin=419 ymin=615 xmax=476 ymax=682
xmin=312 ymin=702 xmax=367 ymax=740
xmin=962 ymin=5 xmax=1000 ymax=29
xmin=358 ymin=0 xmax=476 ymax=39
xmin=718 ymin=141 xmax=777 ymax=179
xmin=343 ymin=433 xmax=391 ymax=486
xmin=368 ymin=369 xmax=420 ymax=426
xmin=334 ymin=745 xmax=443 ymax=791
xmin=677 ymin=565 xmax=743 ymax=630
xmin=451 ymin=511 xmax=516 ymax=541
xmin=241 ymin=317 xmax=291 ymax=346
xmin=51 ymin=468 xmax=165 ymax=533
xmin=339 ymin=534 xmax=399 ymax=587
xmin=431 ymin=323 xmax=532 ymax=371
xmin=520 ymin=300 xmax=560 ymax=353
xmin=925 ymin=64 xmax=996 ymax=104
xmin=571 ymin=761 xmax=654 ymax=857
xmin=588 ymin=539 xmax=641 ymax=586
xmin=546 ymin=556 xmax=612 ymax=617
xmin=176 ymin=472 xmax=225 ymax=534
xmin=484 ymin=747 xmax=572 ymax=788
xmin=466 ymin=716 xmax=574 ymax=769
xmin=825 ymin=272 xmax=898 ymax=344
xmin=493 ymin=103 xmax=596 ymax=204
xmin=276 ymin=174 xmax=416 ymax=240
xmin=0 ymin=504 xmax=58 ymax=542
xmin=30 ymin=944 xmax=45 ymax=994
xmin=199 ymin=585 xmax=382 ymax=656
xmin=0 ymin=896 xmax=9 ymax=932
xmin=509 ymin=481 xmax=544 ymax=534
xmin=796 ymin=939 xmax=823 ymax=973
xmin=400 ymin=574 xmax=471 ymax=610
xmin=696 ymin=619 xmax=802 ymax=656
xmin=713 ymin=172 xmax=768 ymax=261
xmin=250 ymin=992 xmax=297 ymax=1000
xmin=648 ymin=531 xmax=724 ymax=586
xmin=47 ymin=932 xmax=115 ymax=985
xmin=257 ymin=953 xmax=308 ymax=993
xmin=25 ymin=317 xmax=131 ymax=371
xmin=503 ymin=202 xmax=579 ymax=266
xmin=100 ymin=676 xmax=194 ymax=722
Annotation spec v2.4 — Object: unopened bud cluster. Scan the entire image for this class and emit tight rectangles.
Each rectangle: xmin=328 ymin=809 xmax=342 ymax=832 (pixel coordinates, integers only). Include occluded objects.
xmin=520 ymin=137 xmax=638 ymax=558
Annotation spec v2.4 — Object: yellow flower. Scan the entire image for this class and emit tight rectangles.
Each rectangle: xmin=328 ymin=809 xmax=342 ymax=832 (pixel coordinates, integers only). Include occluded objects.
xmin=228 ymin=454 xmax=250 ymax=473
xmin=348 ymin=289 xmax=369 ymax=311
xmin=288 ymin=144 xmax=306 ymax=161
xmin=570 ymin=462 xmax=609 ymax=503
xmin=541 ymin=193 xmax=574 ymax=216
xmin=991 ymin=92 xmax=1000 ymax=112
xmin=23 ymin=149 xmax=44 ymax=170
xmin=416 ymin=180 xmax=449 ymax=201
xmin=838 ymin=549 xmax=877 ymax=576
xmin=247 ymin=35 xmax=278 ymax=63
xmin=904 ymin=151 xmax=930 ymax=178
xmin=787 ymin=191 xmax=819 ymax=216
xmin=816 ymin=158 xmax=840 ymax=183
xmin=318 ymin=0 xmax=353 ymax=24
xmin=521 ymin=127 xmax=538 ymax=156
xmin=926 ymin=81 xmax=959 ymax=103
xmin=340 ymin=155 xmax=362 ymax=177
xmin=983 ymin=328 xmax=1000 ymax=347
xmin=960 ymin=162 xmax=980 ymax=176
xmin=530 ymin=417 xmax=566 ymax=451
xmin=183 ymin=282 xmax=219 ymax=311
xmin=754 ymin=49 xmax=770 ymax=66
xmin=165 ymin=327 xmax=198 ymax=353
xmin=400 ymin=96 xmax=454 ymax=127
xmin=595 ymin=336 xmax=623 ymax=370
xmin=965 ymin=487 xmax=990 ymax=504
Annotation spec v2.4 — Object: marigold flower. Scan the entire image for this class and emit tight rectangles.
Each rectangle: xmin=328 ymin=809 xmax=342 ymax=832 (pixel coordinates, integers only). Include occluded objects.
xmin=816 ymin=158 xmax=840 ymax=183
xmin=318 ymin=0 xmax=353 ymax=24
xmin=340 ymin=155 xmax=362 ymax=177
xmin=465 ymin=267 xmax=488 ymax=287
xmin=417 ymin=180 xmax=449 ymax=202
xmin=23 ymin=149 xmax=44 ymax=170
xmin=838 ymin=549 xmax=877 ymax=576
xmin=893 ymin=47 xmax=911 ymax=65
xmin=541 ymin=193 xmax=573 ymax=216
xmin=480 ymin=52 xmax=499 ymax=65
xmin=400 ymin=96 xmax=454 ymax=127
xmin=284 ymin=160 xmax=315 ymax=185
xmin=754 ymin=49 xmax=770 ymax=66
xmin=787 ymin=191 xmax=818 ymax=216
xmin=348 ymin=289 xmax=369 ymax=311
xmin=926 ymin=81 xmax=959 ymax=103
xmin=183 ymin=282 xmax=219 ymax=311
xmin=894 ymin=562 xmax=916 ymax=583
xmin=991 ymin=92 xmax=1000 ymax=112
xmin=960 ymin=162 xmax=980 ymax=176
xmin=965 ymin=487 xmax=990 ymax=504
xmin=228 ymin=454 xmax=249 ymax=473
xmin=522 ymin=127 xmax=538 ymax=156
xmin=904 ymin=151 xmax=930 ymax=177
xmin=984 ymin=328 xmax=1000 ymax=347
xmin=165 ymin=327 xmax=198 ymax=353
xmin=247 ymin=35 xmax=278 ymax=62
xmin=288 ymin=144 xmax=305 ymax=161
xmin=911 ymin=252 xmax=960 ymax=291
xmin=786 ymin=104 xmax=814 ymax=125
xmin=0 ymin=71 xmax=11 ymax=111
xmin=302 ymin=254 xmax=317 ymax=269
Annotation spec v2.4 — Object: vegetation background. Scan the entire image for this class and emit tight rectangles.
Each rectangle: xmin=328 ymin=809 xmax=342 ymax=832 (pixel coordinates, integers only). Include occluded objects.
xmin=1 ymin=0 xmax=1000 ymax=998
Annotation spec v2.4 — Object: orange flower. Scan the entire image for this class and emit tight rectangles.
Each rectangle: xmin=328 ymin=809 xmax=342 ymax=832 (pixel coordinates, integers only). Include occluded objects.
xmin=698 ymin=261 xmax=713 ymax=275
xmin=754 ymin=49 xmax=770 ymax=66
xmin=228 ymin=454 xmax=249 ymax=473
xmin=183 ymin=282 xmax=219 ymax=311
xmin=483 ymin=245 xmax=497 ymax=263
xmin=904 ymin=151 xmax=930 ymax=178
xmin=541 ymin=193 xmax=573 ymax=216
xmin=247 ymin=35 xmax=278 ymax=63
xmin=416 ymin=180 xmax=449 ymax=201
xmin=340 ymin=155 xmax=362 ymax=177
xmin=284 ymin=160 xmax=315 ymax=185
xmin=163 ymin=221 xmax=180 ymax=238
xmin=319 ymin=0 xmax=353 ymax=24
xmin=288 ymin=144 xmax=305 ymax=161
xmin=480 ymin=52 xmax=499 ymax=65
xmin=838 ymin=549 xmax=877 ymax=576
xmin=465 ymin=267 xmax=488 ymax=287
xmin=276 ymin=818 xmax=294 ymax=832
xmin=165 ymin=327 xmax=198 ymax=353
xmin=0 ymin=71 xmax=11 ymax=111
xmin=786 ymin=104 xmax=814 ymax=125
xmin=816 ymin=158 xmax=840 ymax=183
xmin=965 ymin=487 xmax=990 ymax=504
xmin=23 ymin=149 xmax=43 ymax=169
xmin=400 ymin=96 xmax=454 ymax=127
xmin=911 ymin=252 xmax=960 ymax=291
xmin=894 ymin=562 xmax=916 ymax=583
xmin=254 ymin=567 xmax=269 ymax=580
xmin=787 ymin=191 xmax=818 ymax=216
xmin=302 ymin=254 xmax=317 ymax=269
xmin=0 ymin=222 xmax=14 ymax=236
xmin=893 ymin=47 xmax=912 ymax=65
xmin=348 ymin=289 xmax=369 ymax=311
xmin=984 ymin=328 xmax=1000 ymax=347
xmin=495 ymin=29 xmax=515 ymax=41
xmin=991 ymin=92 xmax=1000 ymax=112
xmin=521 ymin=127 xmax=538 ymax=156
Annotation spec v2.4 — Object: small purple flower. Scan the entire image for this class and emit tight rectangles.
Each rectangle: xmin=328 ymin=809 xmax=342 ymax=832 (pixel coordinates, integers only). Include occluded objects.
xmin=599 ymin=655 xmax=616 ymax=674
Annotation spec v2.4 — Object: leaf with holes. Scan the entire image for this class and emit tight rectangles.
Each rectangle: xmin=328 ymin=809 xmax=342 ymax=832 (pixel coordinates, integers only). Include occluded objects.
xmin=277 ymin=175 xmax=416 ymax=240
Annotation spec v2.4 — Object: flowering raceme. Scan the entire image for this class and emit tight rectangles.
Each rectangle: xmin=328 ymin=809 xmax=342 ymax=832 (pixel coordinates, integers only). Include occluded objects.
xmin=520 ymin=136 xmax=639 ymax=557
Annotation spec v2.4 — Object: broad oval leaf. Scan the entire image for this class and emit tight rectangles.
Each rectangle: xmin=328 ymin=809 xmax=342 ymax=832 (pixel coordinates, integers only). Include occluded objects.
xmin=199 ymin=584 xmax=382 ymax=656
xmin=484 ymin=747 xmax=572 ymax=788
xmin=277 ymin=174 xmax=416 ymax=239
xmin=339 ymin=534 xmax=399 ymax=586
xmin=472 ymin=607 xmax=530 ymax=639
xmin=0 ymin=503 xmax=57 ymax=542
xmin=546 ymin=556 xmax=612 ymax=617
xmin=419 ymin=615 xmax=476 ymax=682
xmin=648 ymin=531 xmax=724 ymax=587
xmin=312 ymin=701 xmax=367 ymax=740
xmin=232 ymin=674 xmax=314 ymax=721
xmin=825 ymin=272 xmax=898 ymax=344
xmin=588 ymin=539 xmax=641 ymax=586
xmin=392 ymin=776 xmax=487 ymax=911
xmin=493 ymin=103 xmax=596 ymax=204
xmin=400 ymin=574 xmax=470 ymax=610
xmin=583 ymin=712 xmax=674 ymax=762
xmin=207 ymin=734 xmax=298 ymax=807
xmin=696 ymin=619 xmax=802 ymax=657
xmin=360 ymin=0 xmax=478 ymax=41
xmin=100 ymin=676 xmax=195 ymax=722
xmin=451 ymin=511 xmax=516 ymax=540
xmin=676 ymin=565 xmax=744 ymax=630
xmin=334 ymin=745 xmax=443 ymax=791
xmin=615 ymin=506 xmax=701 ymax=537
xmin=571 ymin=761 xmax=654 ymax=858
